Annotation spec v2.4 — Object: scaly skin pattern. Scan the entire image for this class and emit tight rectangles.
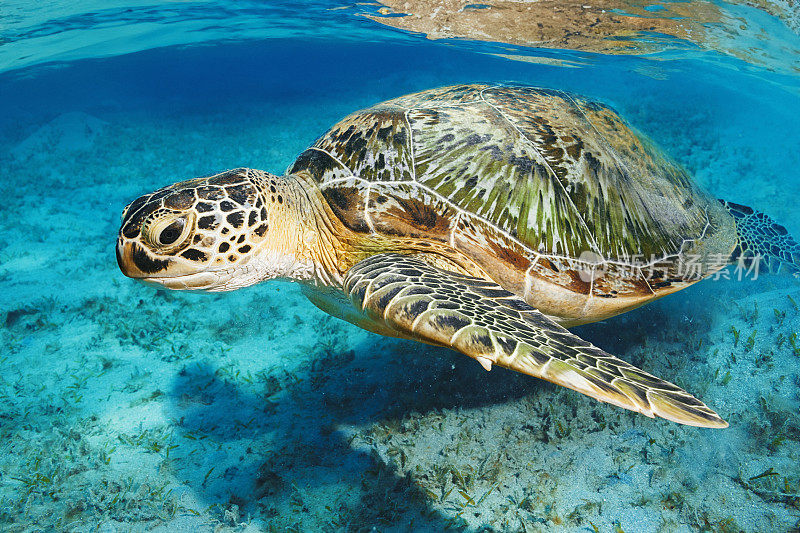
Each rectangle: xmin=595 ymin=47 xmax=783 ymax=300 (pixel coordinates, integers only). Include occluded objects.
xmin=720 ymin=200 xmax=800 ymax=274
xmin=343 ymin=253 xmax=727 ymax=428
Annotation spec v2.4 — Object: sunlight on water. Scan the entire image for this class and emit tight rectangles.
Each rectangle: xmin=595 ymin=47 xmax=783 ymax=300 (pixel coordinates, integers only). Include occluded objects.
xmin=2 ymin=0 xmax=800 ymax=76
xmin=0 ymin=1 xmax=412 ymax=73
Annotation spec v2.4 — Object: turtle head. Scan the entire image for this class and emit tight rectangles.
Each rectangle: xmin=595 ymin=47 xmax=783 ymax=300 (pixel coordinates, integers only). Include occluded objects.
xmin=117 ymin=168 xmax=313 ymax=291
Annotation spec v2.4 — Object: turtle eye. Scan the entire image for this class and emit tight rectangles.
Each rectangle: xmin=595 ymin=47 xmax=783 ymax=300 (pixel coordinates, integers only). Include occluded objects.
xmin=157 ymin=219 xmax=185 ymax=246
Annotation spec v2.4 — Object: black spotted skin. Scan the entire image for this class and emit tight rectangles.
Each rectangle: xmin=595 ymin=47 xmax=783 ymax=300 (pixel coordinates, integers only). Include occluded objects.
xmin=118 ymin=168 xmax=273 ymax=280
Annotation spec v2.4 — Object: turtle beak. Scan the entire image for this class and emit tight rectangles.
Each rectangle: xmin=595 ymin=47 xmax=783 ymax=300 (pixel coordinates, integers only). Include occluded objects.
xmin=116 ymin=238 xmax=138 ymax=278
xmin=116 ymin=237 xmax=171 ymax=279
xmin=116 ymin=236 xmax=227 ymax=291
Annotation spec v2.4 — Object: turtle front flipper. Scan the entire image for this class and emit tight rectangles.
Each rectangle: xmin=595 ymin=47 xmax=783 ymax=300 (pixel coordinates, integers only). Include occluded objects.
xmin=344 ymin=253 xmax=728 ymax=428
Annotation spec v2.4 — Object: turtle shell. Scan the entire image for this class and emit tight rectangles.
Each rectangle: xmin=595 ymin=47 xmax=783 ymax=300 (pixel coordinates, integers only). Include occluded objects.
xmin=288 ymin=84 xmax=736 ymax=322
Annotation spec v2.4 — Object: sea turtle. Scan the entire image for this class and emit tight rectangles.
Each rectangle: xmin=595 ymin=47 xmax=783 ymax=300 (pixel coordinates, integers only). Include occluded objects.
xmin=116 ymin=84 xmax=800 ymax=428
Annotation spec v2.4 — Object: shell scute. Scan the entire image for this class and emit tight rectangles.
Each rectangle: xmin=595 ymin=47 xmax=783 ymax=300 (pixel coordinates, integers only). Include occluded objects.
xmin=386 ymin=84 xmax=488 ymax=108
xmin=367 ymin=182 xmax=455 ymax=241
xmin=298 ymin=84 xmax=736 ymax=299
xmin=321 ymin=179 xmax=372 ymax=234
xmin=299 ymin=107 xmax=414 ymax=183
xmin=289 ymin=147 xmax=351 ymax=183
xmin=409 ymin=102 xmax=597 ymax=258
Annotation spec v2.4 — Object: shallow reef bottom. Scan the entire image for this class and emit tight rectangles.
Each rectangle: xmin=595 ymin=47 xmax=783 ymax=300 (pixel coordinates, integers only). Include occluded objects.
xmin=1 ymin=53 xmax=799 ymax=531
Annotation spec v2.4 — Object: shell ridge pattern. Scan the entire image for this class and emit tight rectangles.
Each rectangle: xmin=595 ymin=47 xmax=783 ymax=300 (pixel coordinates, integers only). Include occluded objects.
xmin=478 ymin=85 xmax=603 ymax=257
xmin=302 ymin=84 xmax=724 ymax=280
xmin=346 ymin=175 xmax=538 ymax=258
xmin=363 ymin=183 xmax=376 ymax=233
xmin=310 ymin=105 xmax=416 ymax=184
xmin=556 ymin=89 xmax=662 ymax=262
xmin=557 ymin=89 xmax=636 ymax=181
xmin=523 ymin=258 xmax=540 ymax=296
xmin=325 ymin=174 xmax=706 ymax=272
xmin=558 ymin=90 xmax=657 ymax=259
xmin=636 ymin=266 xmax=655 ymax=295
xmin=449 ymin=211 xmax=461 ymax=248
xmin=307 ymin=146 xmax=357 ymax=180
xmin=671 ymin=209 xmax=713 ymax=263
xmin=400 ymin=98 xmax=546 ymax=261
xmin=558 ymin=89 xmax=713 ymax=264
xmin=404 ymin=109 xmax=418 ymax=182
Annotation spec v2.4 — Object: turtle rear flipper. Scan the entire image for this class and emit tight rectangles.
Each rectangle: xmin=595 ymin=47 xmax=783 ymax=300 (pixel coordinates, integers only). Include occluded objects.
xmin=344 ymin=253 xmax=727 ymax=429
xmin=721 ymin=200 xmax=800 ymax=274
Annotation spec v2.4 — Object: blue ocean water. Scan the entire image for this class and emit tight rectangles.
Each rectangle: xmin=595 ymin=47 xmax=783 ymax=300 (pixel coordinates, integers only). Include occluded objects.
xmin=1 ymin=1 xmax=800 ymax=531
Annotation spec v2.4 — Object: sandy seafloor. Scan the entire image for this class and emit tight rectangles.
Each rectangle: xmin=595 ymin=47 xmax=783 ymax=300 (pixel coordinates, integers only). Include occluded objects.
xmin=1 ymin=27 xmax=800 ymax=533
